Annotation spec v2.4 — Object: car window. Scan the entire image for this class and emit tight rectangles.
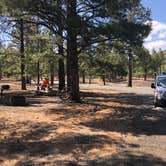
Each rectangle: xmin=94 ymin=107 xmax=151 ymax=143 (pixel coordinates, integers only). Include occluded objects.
xmin=157 ymin=77 xmax=166 ymax=87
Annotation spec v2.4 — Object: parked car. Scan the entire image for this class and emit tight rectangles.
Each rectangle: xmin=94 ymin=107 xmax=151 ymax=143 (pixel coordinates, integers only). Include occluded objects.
xmin=151 ymin=73 xmax=166 ymax=107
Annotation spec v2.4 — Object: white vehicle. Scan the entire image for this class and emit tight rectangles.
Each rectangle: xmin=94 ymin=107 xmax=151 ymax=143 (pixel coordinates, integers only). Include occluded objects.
xmin=151 ymin=73 xmax=166 ymax=107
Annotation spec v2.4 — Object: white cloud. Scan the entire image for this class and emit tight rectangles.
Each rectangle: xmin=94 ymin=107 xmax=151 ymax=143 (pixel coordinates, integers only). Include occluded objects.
xmin=144 ymin=40 xmax=166 ymax=51
xmin=144 ymin=20 xmax=166 ymax=51
xmin=144 ymin=20 xmax=166 ymax=41
xmin=151 ymin=21 xmax=166 ymax=36
xmin=159 ymin=31 xmax=166 ymax=39
xmin=144 ymin=35 xmax=152 ymax=42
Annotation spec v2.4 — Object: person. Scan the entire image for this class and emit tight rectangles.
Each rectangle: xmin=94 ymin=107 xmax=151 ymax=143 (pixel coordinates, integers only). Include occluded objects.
xmin=41 ymin=77 xmax=49 ymax=90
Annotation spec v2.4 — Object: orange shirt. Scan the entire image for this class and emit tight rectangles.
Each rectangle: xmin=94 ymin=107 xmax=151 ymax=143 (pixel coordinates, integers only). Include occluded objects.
xmin=42 ymin=79 xmax=49 ymax=85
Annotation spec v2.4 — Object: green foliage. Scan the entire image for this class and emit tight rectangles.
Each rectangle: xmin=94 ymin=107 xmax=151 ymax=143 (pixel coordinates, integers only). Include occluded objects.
xmin=133 ymin=47 xmax=166 ymax=78
xmin=150 ymin=49 xmax=166 ymax=74
xmin=24 ymin=29 xmax=59 ymax=79
xmin=134 ymin=47 xmax=151 ymax=77
xmin=1 ymin=47 xmax=20 ymax=78
xmin=79 ymin=44 xmax=128 ymax=80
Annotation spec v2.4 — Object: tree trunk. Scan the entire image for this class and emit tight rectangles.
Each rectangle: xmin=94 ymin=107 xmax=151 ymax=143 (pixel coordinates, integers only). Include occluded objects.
xmin=144 ymin=74 xmax=147 ymax=81
xmin=66 ymin=51 xmax=71 ymax=91
xmin=102 ymin=75 xmax=106 ymax=85
xmin=128 ymin=51 xmax=133 ymax=87
xmin=58 ymin=13 xmax=65 ymax=90
xmin=160 ymin=65 xmax=162 ymax=73
xmin=89 ymin=75 xmax=92 ymax=84
xmin=67 ymin=0 xmax=80 ymax=102
xmin=50 ymin=62 xmax=54 ymax=87
xmin=144 ymin=68 xmax=147 ymax=81
xmin=57 ymin=0 xmax=66 ymax=91
xmin=20 ymin=19 xmax=26 ymax=90
xmin=82 ymin=70 xmax=85 ymax=84
xmin=37 ymin=60 xmax=40 ymax=85
xmin=58 ymin=57 xmax=65 ymax=90
xmin=0 ymin=65 xmax=2 ymax=80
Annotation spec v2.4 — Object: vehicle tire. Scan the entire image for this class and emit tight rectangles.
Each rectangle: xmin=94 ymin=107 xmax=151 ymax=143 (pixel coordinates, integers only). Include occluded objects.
xmin=154 ymin=102 xmax=158 ymax=107
xmin=154 ymin=98 xmax=160 ymax=107
xmin=154 ymin=97 xmax=159 ymax=107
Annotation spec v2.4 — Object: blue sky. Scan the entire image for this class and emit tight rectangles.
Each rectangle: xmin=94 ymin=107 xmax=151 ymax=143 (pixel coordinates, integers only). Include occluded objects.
xmin=142 ymin=0 xmax=166 ymax=22
xmin=142 ymin=0 xmax=166 ymax=51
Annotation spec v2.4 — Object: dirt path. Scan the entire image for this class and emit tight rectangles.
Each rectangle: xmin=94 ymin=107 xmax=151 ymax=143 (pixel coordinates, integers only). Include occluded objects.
xmin=0 ymin=80 xmax=166 ymax=166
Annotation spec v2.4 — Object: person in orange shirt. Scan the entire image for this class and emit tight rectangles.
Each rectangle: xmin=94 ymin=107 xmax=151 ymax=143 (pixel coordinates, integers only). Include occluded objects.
xmin=41 ymin=77 xmax=49 ymax=90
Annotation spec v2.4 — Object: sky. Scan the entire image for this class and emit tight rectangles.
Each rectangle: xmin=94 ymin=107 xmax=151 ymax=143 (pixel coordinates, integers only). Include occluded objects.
xmin=142 ymin=0 xmax=166 ymax=52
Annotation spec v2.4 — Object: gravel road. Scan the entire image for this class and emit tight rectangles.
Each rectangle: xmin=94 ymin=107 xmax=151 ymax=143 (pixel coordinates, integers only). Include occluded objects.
xmin=80 ymin=80 xmax=166 ymax=165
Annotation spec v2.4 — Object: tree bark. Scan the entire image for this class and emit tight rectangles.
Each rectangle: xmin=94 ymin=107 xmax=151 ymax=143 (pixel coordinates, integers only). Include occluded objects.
xmin=50 ymin=62 xmax=54 ymax=87
xmin=66 ymin=50 xmax=71 ymax=91
xmin=0 ymin=65 xmax=2 ymax=80
xmin=89 ymin=75 xmax=92 ymax=84
xmin=58 ymin=57 xmax=65 ymax=90
xmin=144 ymin=68 xmax=147 ymax=81
xmin=57 ymin=0 xmax=66 ymax=91
xmin=67 ymin=0 xmax=80 ymax=101
xmin=82 ymin=70 xmax=85 ymax=84
xmin=102 ymin=75 xmax=106 ymax=85
xmin=144 ymin=74 xmax=147 ymax=81
xmin=37 ymin=60 xmax=40 ymax=85
xmin=20 ymin=19 xmax=26 ymax=90
xmin=128 ymin=51 xmax=133 ymax=87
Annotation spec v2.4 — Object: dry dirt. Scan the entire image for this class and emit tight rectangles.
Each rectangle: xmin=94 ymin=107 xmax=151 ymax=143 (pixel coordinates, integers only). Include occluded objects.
xmin=0 ymin=79 xmax=166 ymax=166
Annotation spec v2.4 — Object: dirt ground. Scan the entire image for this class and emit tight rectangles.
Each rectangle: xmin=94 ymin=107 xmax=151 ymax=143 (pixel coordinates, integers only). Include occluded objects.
xmin=0 ymin=79 xmax=166 ymax=166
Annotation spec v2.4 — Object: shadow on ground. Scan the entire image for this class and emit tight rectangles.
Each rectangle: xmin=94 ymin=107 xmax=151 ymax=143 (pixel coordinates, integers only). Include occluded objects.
xmin=0 ymin=91 xmax=166 ymax=165
xmin=13 ymin=154 xmax=166 ymax=166
xmin=83 ymin=152 xmax=166 ymax=166
xmin=79 ymin=92 xmax=166 ymax=136
xmin=0 ymin=119 xmax=125 ymax=165
xmin=81 ymin=91 xmax=153 ymax=106
xmin=0 ymin=122 xmax=165 ymax=166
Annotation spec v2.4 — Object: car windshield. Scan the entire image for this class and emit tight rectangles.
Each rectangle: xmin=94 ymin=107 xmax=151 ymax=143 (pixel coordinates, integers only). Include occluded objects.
xmin=157 ymin=77 xmax=166 ymax=87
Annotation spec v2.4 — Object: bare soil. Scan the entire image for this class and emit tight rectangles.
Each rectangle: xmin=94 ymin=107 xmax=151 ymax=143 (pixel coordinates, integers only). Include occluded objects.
xmin=0 ymin=79 xmax=166 ymax=166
